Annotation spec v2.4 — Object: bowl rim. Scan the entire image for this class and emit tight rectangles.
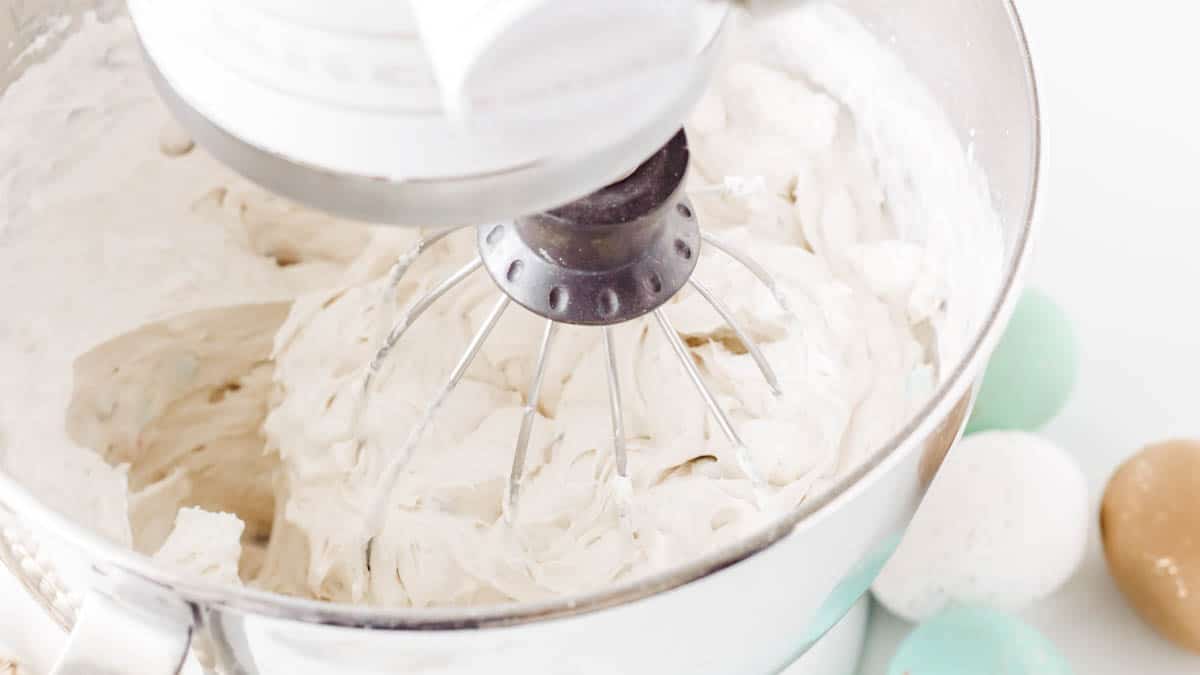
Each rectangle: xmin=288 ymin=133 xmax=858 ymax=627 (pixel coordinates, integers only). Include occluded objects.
xmin=0 ymin=0 xmax=1041 ymax=631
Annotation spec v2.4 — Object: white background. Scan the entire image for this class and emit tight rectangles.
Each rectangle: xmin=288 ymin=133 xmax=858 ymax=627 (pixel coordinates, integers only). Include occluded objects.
xmin=5 ymin=1 xmax=1200 ymax=673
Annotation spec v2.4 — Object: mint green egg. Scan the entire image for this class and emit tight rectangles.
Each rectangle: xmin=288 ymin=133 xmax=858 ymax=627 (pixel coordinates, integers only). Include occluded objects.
xmin=888 ymin=606 xmax=1072 ymax=675
xmin=966 ymin=289 xmax=1077 ymax=434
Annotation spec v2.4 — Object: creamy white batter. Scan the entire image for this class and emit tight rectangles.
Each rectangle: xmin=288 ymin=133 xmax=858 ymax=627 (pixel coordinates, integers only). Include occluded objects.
xmin=0 ymin=5 xmax=1001 ymax=607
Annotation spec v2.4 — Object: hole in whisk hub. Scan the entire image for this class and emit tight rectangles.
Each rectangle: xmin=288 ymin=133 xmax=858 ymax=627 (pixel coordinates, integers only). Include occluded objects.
xmin=645 ymin=273 xmax=663 ymax=294
xmin=506 ymin=259 xmax=524 ymax=282
xmin=548 ymin=286 xmax=568 ymax=312
xmin=486 ymin=225 xmax=505 ymax=246
xmin=597 ymin=288 xmax=619 ymax=318
xmin=674 ymin=239 xmax=693 ymax=260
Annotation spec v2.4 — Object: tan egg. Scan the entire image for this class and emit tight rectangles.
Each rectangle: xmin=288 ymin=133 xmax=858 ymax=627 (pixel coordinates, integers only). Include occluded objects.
xmin=1101 ymin=439 xmax=1200 ymax=653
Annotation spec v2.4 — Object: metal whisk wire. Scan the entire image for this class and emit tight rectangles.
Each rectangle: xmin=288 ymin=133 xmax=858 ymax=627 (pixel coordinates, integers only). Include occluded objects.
xmin=652 ymin=309 xmax=765 ymax=491
xmin=602 ymin=325 xmax=635 ymax=530
xmin=700 ymin=231 xmax=793 ymax=314
xmin=688 ymin=277 xmax=782 ymax=396
xmin=363 ymin=293 xmax=510 ymax=533
xmin=503 ymin=318 xmax=559 ymax=523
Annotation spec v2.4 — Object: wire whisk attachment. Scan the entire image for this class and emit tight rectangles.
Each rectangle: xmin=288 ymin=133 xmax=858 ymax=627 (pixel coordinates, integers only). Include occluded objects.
xmin=356 ymin=130 xmax=791 ymax=534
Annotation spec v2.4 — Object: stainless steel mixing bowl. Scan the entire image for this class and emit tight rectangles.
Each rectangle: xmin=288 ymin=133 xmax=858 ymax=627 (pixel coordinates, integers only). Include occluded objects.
xmin=0 ymin=1 xmax=1040 ymax=673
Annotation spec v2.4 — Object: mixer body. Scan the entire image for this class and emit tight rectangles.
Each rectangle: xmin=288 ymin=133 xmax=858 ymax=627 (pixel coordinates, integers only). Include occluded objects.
xmin=0 ymin=1 xmax=1040 ymax=673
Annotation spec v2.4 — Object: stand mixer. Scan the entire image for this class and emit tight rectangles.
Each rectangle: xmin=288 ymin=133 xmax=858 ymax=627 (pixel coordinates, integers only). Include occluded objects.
xmin=0 ymin=1 xmax=1042 ymax=673
xmin=133 ymin=0 xmax=792 ymax=525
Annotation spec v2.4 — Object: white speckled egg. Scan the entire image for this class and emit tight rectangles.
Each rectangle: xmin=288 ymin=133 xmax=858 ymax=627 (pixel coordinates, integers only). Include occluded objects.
xmin=872 ymin=431 xmax=1088 ymax=621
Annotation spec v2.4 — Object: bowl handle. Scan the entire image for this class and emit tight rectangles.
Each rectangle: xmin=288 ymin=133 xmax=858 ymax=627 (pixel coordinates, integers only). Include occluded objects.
xmin=50 ymin=587 xmax=193 ymax=675
xmin=1 ymin=507 xmax=195 ymax=674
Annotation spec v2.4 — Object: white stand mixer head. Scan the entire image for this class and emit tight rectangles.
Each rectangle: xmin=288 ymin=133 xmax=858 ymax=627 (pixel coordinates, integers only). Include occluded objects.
xmin=127 ymin=0 xmax=728 ymax=225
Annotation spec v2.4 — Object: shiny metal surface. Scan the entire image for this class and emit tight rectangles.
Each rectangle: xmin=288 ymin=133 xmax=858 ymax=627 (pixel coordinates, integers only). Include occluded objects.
xmin=0 ymin=1 xmax=1040 ymax=673
xmin=478 ymin=130 xmax=700 ymax=326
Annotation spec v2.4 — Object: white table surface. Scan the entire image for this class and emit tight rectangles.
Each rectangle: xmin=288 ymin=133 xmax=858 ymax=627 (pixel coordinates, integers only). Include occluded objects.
xmin=5 ymin=2 xmax=1200 ymax=674
xmin=861 ymin=1 xmax=1200 ymax=673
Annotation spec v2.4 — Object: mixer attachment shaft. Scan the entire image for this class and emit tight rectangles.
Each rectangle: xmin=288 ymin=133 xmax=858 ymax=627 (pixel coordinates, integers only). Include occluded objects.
xmin=360 ymin=130 xmax=790 ymax=531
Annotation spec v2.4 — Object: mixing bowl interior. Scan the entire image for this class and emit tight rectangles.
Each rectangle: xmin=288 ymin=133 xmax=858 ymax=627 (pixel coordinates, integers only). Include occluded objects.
xmin=0 ymin=0 xmax=1038 ymax=630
